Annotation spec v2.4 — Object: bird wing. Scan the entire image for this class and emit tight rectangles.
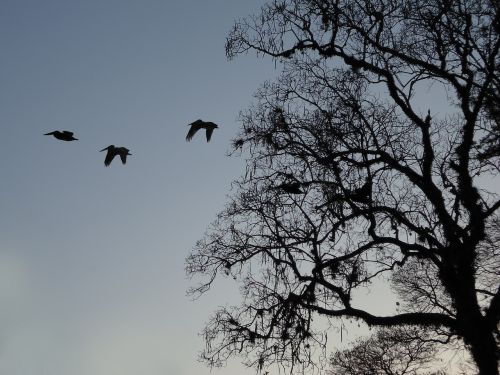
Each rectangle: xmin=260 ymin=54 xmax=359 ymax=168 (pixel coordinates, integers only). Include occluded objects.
xmin=118 ymin=149 xmax=130 ymax=165
xmin=104 ymin=150 xmax=116 ymax=166
xmin=190 ymin=119 xmax=205 ymax=126
xmin=186 ymin=123 xmax=202 ymax=141
xmin=62 ymin=131 xmax=74 ymax=136
xmin=206 ymin=128 xmax=214 ymax=142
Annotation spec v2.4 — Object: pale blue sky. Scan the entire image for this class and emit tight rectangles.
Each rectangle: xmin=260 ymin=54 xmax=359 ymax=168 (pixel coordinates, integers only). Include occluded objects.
xmin=0 ymin=1 xmax=276 ymax=374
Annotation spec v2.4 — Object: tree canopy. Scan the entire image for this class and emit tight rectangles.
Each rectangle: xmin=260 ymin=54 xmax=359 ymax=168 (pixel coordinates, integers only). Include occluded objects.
xmin=186 ymin=1 xmax=500 ymax=374
xmin=329 ymin=327 xmax=443 ymax=375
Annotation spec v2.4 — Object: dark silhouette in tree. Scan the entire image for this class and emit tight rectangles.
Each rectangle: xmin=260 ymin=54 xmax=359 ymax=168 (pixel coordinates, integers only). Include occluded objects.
xmin=274 ymin=181 xmax=305 ymax=194
xmin=44 ymin=131 xmax=78 ymax=141
xmin=186 ymin=1 xmax=500 ymax=374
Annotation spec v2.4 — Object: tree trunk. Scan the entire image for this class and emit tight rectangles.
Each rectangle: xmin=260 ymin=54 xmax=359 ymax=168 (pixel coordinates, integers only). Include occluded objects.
xmin=466 ymin=321 xmax=499 ymax=375
xmin=451 ymin=266 xmax=499 ymax=375
xmin=440 ymin=245 xmax=498 ymax=375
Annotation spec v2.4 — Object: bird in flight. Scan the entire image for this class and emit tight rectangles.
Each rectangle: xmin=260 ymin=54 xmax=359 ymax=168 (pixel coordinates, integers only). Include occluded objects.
xmin=44 ymin=131 xmax=78 ymax=141
xmin=186 ymin=119 xmax=219 ymax=142
xmin=99 ymin=145 xmax=132 ymax=166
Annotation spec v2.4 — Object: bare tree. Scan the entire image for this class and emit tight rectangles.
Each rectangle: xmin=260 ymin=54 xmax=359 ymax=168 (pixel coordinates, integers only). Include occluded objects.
xmin=329 ymin=327 xmax=444 ymax=375
xmin=479 ymin=59 xmax=500 ymax=164
xmin=186 ymin=1 xmax=500 ymax=374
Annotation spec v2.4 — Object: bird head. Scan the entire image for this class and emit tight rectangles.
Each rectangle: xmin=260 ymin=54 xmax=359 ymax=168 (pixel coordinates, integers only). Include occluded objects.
xmin=100 ymin=145 xmax=114 ymax=152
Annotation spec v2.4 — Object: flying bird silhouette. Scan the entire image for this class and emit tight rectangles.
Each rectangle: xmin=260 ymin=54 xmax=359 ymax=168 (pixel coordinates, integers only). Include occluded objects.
xmin=99 ymin=145 xmax=132 ymax=166
xmin=186 ymin=119 xmax=219 ymax=142
xmin=44 ymin=131 xmax=78 ymax=141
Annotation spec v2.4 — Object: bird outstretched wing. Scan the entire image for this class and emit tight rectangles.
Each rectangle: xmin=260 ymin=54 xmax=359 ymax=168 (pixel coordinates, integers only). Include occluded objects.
xmin=104 ymin=150 xmax=115 ymax=167
xmin=119 ymin=154 xmax=127 ymax=164
xmin=186 ymin=120 xmax=204 ymax=141
xmin=206 ymin=128 xmax=214 ymax=142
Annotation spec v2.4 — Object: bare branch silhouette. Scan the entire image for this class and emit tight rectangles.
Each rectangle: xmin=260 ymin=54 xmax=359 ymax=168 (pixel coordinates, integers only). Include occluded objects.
xmin=187 ymin=1 xmax=500 ymax=374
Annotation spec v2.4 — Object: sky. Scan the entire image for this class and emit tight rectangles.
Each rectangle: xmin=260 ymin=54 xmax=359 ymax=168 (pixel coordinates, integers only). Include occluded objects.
xmin=0 ymin=1 xmax=278 ymax=374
